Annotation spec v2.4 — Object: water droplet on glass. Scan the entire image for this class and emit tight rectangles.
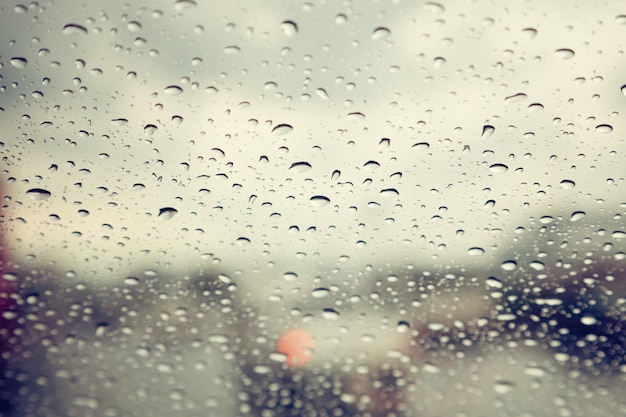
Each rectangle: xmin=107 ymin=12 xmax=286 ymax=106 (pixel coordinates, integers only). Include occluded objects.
xmin=164 ymin=85 xmax=183 ymax=95
xmin=110 ymin=118 xmax=128 ymax=126
xmin=371 ymin=27 xmax=391 ymax=40
xmin=62 ymin=23 xmax=88 ymax=35
xmin=505 ymin=93 xmax=527 ymax=103
xmin=174 ymin=0 xmax=197 ymax=11
xmin=322 ymin=308 xmax=340 ymax=320
xmin=595 ymin=124 xmax=613 ymax=133
xmin=521 ymin=27 xmax=538 ymax=39
xmin=144 ymin=124 xmax=158 ymax=135
xmin=493 ymin=380 xmax=515 ymax=394
xmin=347 ymin=112 xmax=366 ymax=120
xmin=481 ymin=124 xmax=495 ymax=139
xmin=501 ymin=260 xmax=517 ymax=271
xmin=283 ymin=272 xmax=298 ymax=281
xmin=310 ymin=195 xmax=330 ymax=207
xmin=396 ymin=321 xmax=410 ymax=333
xmin=289 ymin=161 xmax=312 ymax=173
xmin=316 ymin=88 xmax=330 ymax=100
xmin=271 ymin=123 xmax=293 ymax=135
xmin=9 ymin=57 xmax=28 ymax=68
xmin=412 ymin=142 xmax=430 ymax=150
xmin=223 ymin=45 xmax=241 ymax=55
xmin=529 ymin=260 xmax=545 ymax=271
xmin=555 ymin=48 xmax=575 ymax=59
xmin=621 ymin=84 xmax=626 ymax=96
xmin=612 ymin=230 xmax=626 ymax=239
xmin=489 ymin=163 xmax=508 ymax=173
xmin=569 ymin=211 xmax=585 ymax=221
xmin=468 ymin=247 xmax=485 ymax=256
xmin=560 ymin=179 xmax=575 ymax=189
xmin=281 ymin=20 xmax=298 ymax=36
xmin=380 ymin=188 xmax=399 ymax=197
xmin=580 ymin=316 xmax=597 ymax=325
xmin=486 ymin=277 xmax=503 ymax=288
xmin=423 ymin=362 xmax=440 ymax=373
xmin=27 ymin=188 xmax=51 ymax=200
xmin=312 ymin=288 xmax=330 ymax=298
xmin=158 ymin=207 xmax=178 ymax=220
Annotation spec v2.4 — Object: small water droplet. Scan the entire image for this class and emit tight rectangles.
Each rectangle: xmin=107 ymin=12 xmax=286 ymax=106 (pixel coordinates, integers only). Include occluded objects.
xmin=322 ymin=308 xmax=340 ymax=320
xmin=281 ymin=20 xmax=298 ymax=36
xmin=423 ymin=362 xmax=440 ymax=373
xmin=560 ymin=179 xmax=575 ymax=189
xmin=62 ymin=23 xmax=88 ymax=35
xmin=174 ymin=0 xmax=197 ymax=11
xmin=316 ymin=88 xmax=330 ymax=100
xmin=486 ymin=277 xmax=503 ymax=288
xmin=144 ymin=124 xmax=158 ymax=135
xmin=529 ymin=260 xmax=545 ymax=271
xmin=9 ymin=57 xmax=28 ymax=68
xmin=371 ymin=27 xmax=391 ymax=40
xmin=110 ymin=118 xmax=128 ymax=126
xmin=158 ymin=207 xmax=178 ymax=220
xmin=621 ymin=84 xmax=626 ymax=96
xmin=289 ymin=161 xmax=312 ymax=173
xmin=580 ymin=316 xmax=597 ymax=325
xmin=521 ymin=27 xmax=537 ymax=39
xmin=612 ymin=230 xmax=626 ymax=239
xmin=380 ymin=188 xmax=399 ymax=197
xmin=396 ymin=321 xmax=410 ymax=333
xmin=595 ymin=124 xmax=613 ymax=133
xmin=283 ymin=272 xmax=298 ymax=281
xmin=493 ymin=380 xmax=515 ymax=394
xmin=468 ymin=247 xmax=485 ymax=255
xmin=27 ymin=188 xmax=51 ymax=200
xmin=164 ymin=85 xmax=183 ymax=95
xmin=555 ymin=48 xmax=575 ymax=59
xmin=310 ymin=195 xmax=330 ymax=207
xmin=347 ymin=112 xmax=366 ymax=120
xmin=271 ymin=123 xmax=293 ymax=135
xmin=489 ymin=163 xmax=508 ymax=173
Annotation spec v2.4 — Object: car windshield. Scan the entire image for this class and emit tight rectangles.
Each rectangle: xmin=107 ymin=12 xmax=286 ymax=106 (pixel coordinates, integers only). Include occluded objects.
xmin=1 ymin=1 xmax=625 ymax=416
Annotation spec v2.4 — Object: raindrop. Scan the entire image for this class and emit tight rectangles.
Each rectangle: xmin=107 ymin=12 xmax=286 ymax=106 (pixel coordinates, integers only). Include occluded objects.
xmin=62 ymin=23 xmax=88 ymax=35
xmin=570 ymin=211 xmax=585 ymax=221
xmin=174 ymin=0 xmax=197 ymax=11
xmin=223 ymin=46 xmax=241 ymax=54
xmin=396 ymin=321 xmax=410 ymax=333
xmin=612 ymin=230 xmax=626 ymax=239
xmin=158 ymin=207 xmax=178 ymax=220
xmin=347 ymin=112 xmax=366 ymax=120
xmin=504 ymin=93 xmax=528 ymax=103
xmin=144 ymin=124 xmax=158 ymax=135
xmin=595 ymin=124 xmax=613 ymax=133
xmin=133 ymin=183 xmax=145 ymax=190
xmin=26 ymin=188 xmax=51 ymax=200
xmin=283 ymin=272 xmax=298 ymax=281
xmin=481 ymin=124 xmax=495 ymax=138
xmin=486 ymin=277 xmax=503 ymax=288
xmin=468 ymin=247 xmax=485 ymax=255
xmin=380 ymin=188 xmax=399 ymax=197
xmin=560 ymin=179 xmax=575 ymax=189
xmin=493 ymin=380 xmax=515 ymax=394
xmin=271 ymin=123 xmax=293 ymax=135
xmin=423 ymin=363 xmax=440 ymax=374
xmin=412 ymin=142 xmax=430 ymax=150
xmin=281 ymin=20 xmax=298 ymax=36
xmin=289 ymin=161 xmax=312 ymax=173
xmin=164 ymin=85 xmax=183 ymax=95
xmin=322 ymin=308 xmax=340 ymax=320
xmin=9 ymin=57 xmax=28 ymax=68
xmin=124 ymin=277 xmax=140 ymax=286
xmin=555 ymin=48 xmax=575 ymax=59
xmin=580 ymin=316 xmax=597 ymax=325
xmin=331 ymin=170 xmax=341 ymax=180
xmin=501 ymin=260 xmax=517 ymax=271
xmin=310 ymin=195 xmax=331 ymax=207
xmin=312 ymin=288 xmax=330 ymax=298
xmin=489 ymin=163 xmax=508 ymax=173
xmin=110 ymin=118 xmax=128 ymax=126
xmin=371 ymin=27 xmax=391 ymax=40
xmin=316 ymin=88 xmax=330 ymax=100
xmin=521 ymin=27 xmax=538 ymax=39
xmin=529 ymin=260 xmax=545 ymax=271
xmin=621 ymin=84 xmax=626 ymax=96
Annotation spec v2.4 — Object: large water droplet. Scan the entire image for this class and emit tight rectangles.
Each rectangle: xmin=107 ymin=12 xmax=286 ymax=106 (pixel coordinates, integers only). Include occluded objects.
xmin=164 ymin=85 xmax=183 ymax=96
xmin=310 ymin=195 xmax=330 ymax=207
xmin=555 ymin=48 xmax=575 ymax=59
xmin=289 ymin=161 xmax=312 ymax=173
xmin=271 ymin=123 xmax=293 ymax=135
xmin=570 ymin=211 xmax=585 ymax=221
xmin=412 ymin=142 xmax=430 ymax=150
xmin=9 ymin=57 xmax=28 ymax=68
xmin=281 ymin=20 xmax=298 ymax=36
xmin=27 ymin=188 xmax=51 ymax=200
xmin=62 ymin=23 xmax=88 ymax=35
xmin=595 ymin=124 xmax=613 ymax=133
xmin=158 ymin=207 xmax=178 ymax=220
xmin=489 ymin=163 xmax=508 ymax=173
xmin=560 ymin=179 xmax=575 ymax=189
xmin=481 ymin=124 xmax=495 ymax=139
xmin=371 ymin=27 xmax=391 ymax=40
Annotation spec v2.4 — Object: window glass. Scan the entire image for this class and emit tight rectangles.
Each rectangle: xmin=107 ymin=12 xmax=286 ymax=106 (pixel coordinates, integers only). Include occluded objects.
xmin=1 ymin=1 xmax=625 ymax=416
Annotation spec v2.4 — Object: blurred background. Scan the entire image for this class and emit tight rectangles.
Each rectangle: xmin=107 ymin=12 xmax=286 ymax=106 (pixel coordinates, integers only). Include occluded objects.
xmin=1 ymin=0 xmax=625 ymax=416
